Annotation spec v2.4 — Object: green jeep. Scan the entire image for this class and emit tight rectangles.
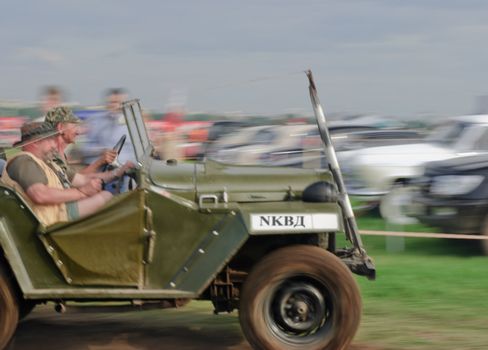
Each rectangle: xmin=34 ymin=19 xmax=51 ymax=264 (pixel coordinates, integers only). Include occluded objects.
xmin=0 ymin=72 xmax=375 ymax=350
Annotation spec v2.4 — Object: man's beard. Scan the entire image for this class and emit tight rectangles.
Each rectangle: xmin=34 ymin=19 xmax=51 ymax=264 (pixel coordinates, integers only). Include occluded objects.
xmin=43 ymin=149 xmax=56 ymax=161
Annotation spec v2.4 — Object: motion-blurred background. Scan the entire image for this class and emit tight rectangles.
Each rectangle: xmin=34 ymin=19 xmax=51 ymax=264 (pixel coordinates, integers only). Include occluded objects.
xmin=2 ymin=1 xmax=488 ymax=349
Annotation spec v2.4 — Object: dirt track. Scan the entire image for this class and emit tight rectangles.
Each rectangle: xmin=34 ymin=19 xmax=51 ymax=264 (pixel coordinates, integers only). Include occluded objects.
xmin=7 ymin=304 xmax=375 ymax=350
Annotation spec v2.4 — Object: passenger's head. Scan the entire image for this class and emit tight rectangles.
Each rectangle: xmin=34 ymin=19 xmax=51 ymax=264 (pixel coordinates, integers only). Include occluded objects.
xmin=105 ymin=88 xmax=128 ymax=115
xmin=45 ymin=107 xmax=82 ymax=145
xmin=15 ymin=122 xmax=58 ymax=159
xmin=40 ymin=86 xmax=64 ymax=114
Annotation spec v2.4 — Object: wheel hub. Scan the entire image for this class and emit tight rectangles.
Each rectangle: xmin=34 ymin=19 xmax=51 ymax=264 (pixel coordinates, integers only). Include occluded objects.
xmin=273 ymin=281 xmax=328 ymax=335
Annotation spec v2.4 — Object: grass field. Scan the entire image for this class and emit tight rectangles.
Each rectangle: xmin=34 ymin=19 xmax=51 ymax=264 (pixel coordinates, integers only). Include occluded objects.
xmin=350 ymin=214 xmax=488 ymax=349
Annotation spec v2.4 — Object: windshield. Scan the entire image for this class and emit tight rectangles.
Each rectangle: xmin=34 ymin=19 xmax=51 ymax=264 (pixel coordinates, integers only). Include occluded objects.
xmin=122 ymin=100 xmax=152 ymax=163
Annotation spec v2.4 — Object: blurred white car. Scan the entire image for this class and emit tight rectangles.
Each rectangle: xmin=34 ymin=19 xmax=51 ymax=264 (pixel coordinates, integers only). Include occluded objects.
xmin=207 ymin=125 xmax=275 ymax=162
xmin=270 ymin=129 xmax=423 ymax=169
xmin=211 ymin=124 xmax=319 ymax=165
xmin=346 ymin=114 xmax=488 ymax=224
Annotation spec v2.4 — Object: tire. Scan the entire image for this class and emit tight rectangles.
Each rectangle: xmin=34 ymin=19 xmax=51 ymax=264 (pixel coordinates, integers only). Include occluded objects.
xmin=239 ymin=245 xmax=361 ymax=350
xmin=0 ymin=264 xmax=19 ymax=350
xmin=380 ymin=184 xmax=418 ymax=225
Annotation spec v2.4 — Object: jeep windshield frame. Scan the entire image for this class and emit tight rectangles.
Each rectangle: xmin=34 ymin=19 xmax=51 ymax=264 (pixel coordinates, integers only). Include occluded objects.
xmin=122 ymin=99 xmax=153 ymax=164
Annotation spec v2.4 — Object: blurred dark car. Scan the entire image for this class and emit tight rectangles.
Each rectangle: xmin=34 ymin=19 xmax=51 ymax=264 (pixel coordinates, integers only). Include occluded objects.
xmin=409 ymin=154 xmax=488 ymax=253
xmin=200 ymin=120 xmax=249 ymax=159
xmin=207 ymin=120 xmax=248 ymax=143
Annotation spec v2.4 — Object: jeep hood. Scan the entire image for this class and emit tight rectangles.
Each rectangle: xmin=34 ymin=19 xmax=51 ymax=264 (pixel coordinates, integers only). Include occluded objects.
xmin=149 ymin=159 xmax=333 ymax=202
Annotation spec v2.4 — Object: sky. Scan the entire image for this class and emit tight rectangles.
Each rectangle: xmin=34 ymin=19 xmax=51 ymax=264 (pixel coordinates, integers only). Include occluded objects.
xmin=1 ymin=0 xmax=487 ymax=118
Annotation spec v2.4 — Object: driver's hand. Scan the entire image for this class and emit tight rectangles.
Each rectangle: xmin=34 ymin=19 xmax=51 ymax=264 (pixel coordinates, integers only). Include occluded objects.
xmin=114 ymin=161 xmax=135 ymax=177
xmin=100 ymin=149 xmax=117 ymax=165
xmin=123 ymin=161 xmax=135 ymax=169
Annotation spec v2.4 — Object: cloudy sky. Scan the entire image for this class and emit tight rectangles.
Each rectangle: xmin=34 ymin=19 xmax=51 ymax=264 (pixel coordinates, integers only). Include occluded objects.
xmin=1 ymin=0 xmax=487 ymax=117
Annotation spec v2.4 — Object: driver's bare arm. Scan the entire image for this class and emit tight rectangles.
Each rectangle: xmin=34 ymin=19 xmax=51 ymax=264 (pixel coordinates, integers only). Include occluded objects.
xmin=76 ymin=161 xmax=135 ymax=184
xmin=26 ymin=183 xmax=86 ymax=205
xmin=77 ymin=179 xmax=102 ymax=196
xmin=64 ymin=174 xmax=103 ymax=194
xmin=71 ymin=173 xmax=91 ymax=187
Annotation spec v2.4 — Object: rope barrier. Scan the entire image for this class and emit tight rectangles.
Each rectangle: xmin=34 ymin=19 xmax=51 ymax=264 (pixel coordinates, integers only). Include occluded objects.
xmin=360 ymin=229 xmax=488 ymax=240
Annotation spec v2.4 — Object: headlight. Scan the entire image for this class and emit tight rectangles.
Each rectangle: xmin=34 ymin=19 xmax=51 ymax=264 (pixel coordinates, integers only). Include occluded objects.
xmin=430 ymin=175 xmax=484 ymax=196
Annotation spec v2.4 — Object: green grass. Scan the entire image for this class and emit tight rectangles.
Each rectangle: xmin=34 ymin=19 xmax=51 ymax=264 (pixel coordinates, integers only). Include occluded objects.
xmin=350 ymin=214 xmax=488 ymax=349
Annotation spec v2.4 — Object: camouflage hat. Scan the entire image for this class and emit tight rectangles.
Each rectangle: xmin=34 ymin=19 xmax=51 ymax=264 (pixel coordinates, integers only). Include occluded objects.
xmin=13 ymin=121 xmax=58 ymax=147
xmin=44 ymin=106 xmax=81 ymax=125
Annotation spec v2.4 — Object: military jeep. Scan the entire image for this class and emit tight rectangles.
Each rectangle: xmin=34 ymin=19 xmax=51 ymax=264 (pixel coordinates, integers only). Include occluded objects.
xmin=0 ymin=72 xmax=375 ymax=350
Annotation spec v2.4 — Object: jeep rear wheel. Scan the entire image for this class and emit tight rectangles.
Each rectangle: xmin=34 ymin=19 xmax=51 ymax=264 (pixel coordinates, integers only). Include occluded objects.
xmin=0 ymin=265 xmax=19 ymax=349
xmin=239 ymin=245 xmax=361 ymax=350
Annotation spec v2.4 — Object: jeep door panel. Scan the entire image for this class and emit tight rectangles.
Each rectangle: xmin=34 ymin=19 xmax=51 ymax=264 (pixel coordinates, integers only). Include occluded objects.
xmin=0 ymin=186 xmax=68 ymax=292
xmin=144 ymin=190 xmax=248 ymax=293
xmin=41 ymin=190 xmax=146 ymax=287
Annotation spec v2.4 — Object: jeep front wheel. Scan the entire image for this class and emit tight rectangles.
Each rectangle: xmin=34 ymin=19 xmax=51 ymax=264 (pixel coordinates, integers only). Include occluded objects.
xmin=239 ymin=245 xmax=361 ymax=350
xmin=0 ymin=264 xmax=19 ymax=349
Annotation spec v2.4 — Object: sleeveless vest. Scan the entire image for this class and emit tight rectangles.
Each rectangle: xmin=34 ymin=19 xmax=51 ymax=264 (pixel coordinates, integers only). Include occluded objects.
xmin=1 ymin=151 xmax=68 ymax=227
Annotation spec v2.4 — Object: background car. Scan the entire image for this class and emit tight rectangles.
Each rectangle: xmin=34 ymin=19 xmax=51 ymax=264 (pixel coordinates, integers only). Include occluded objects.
xmin=408 ymin=153 xmax=488 ymax=254
xmin=345 ymin=114 xmax=488 ymax=224
xmin=266 ymin=128 xmax=423 ymax=169
xmin=207 ymin=124 xmax=275 ymax=162
xmin=198 ymin=120 xmax=249 ymax=160
xmin=333 ymin=129 xmax=424 ymax=153
xmin=210 ymin=124 xmax=319 ymax=165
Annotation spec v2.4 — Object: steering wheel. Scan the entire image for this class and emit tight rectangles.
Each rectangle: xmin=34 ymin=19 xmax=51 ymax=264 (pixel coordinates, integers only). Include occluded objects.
xmin=102 ymin=135 xmax=126 ymax=172
xmin=113 ymin=134 xmax=126 ymax=156
xmin=101 ymin=135 xmax=128 ymax=193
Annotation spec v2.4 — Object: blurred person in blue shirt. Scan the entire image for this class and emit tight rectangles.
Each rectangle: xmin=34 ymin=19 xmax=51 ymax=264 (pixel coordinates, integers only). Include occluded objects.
xmin=40 ymin=86 xmax=64 ymax=116
xmin=83 ymin=88 xmax=136 ymax=192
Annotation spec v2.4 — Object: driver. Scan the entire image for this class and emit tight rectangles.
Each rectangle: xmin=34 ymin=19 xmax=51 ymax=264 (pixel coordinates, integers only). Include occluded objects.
xmin=1 ymin=122 xmax=113 ymax=226
xmin=44 ymin=107 xmax=134 ymax=191
xmin=83 ymin=89 xmax=136 ymax=192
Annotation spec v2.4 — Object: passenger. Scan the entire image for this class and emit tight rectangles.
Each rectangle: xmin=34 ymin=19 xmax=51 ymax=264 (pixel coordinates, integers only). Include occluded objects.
xmin=0 ymin=122 xmax=112 ymax=227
